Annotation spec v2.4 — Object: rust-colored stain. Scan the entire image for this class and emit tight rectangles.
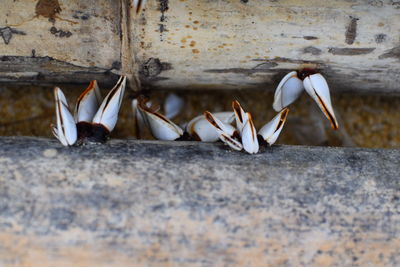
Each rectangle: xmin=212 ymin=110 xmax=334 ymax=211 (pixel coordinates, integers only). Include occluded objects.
xmin=134 ymin=0 xmax=145 ymax=14
xmin=193 ymin=20 xmax=200 ymax=24
xmin=189 ymin=40 xmax=196 ymax=47
xmin=232 ymin=100 xmax=243 ymax=123
xmin=192 ymin=49 xmax=200 ymax=54
xmin=248 ymin=113 xmax=256 ymax=139
xmin=35 ymin=0 xmax=62 ymax=19
xmin=76 ymin=80 xmax=96 ymax=109
xmin=312 ymin=88 xmax=339 ymax=130
xmin=181 ymin=38 xmax=186 ymax=43
xmin=203 ymin=111 xmax=219 ymax=129
xmin=276 ymin=108 xmax=289 ymax=132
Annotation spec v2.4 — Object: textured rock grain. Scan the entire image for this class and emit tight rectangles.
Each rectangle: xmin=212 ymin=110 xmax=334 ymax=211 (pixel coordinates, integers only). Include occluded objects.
xmin=0 ymin=137 xmax=399 ymax=266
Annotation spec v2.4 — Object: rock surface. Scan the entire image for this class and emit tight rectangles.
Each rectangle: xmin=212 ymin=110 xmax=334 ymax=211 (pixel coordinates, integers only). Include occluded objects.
xmin=0 ymin=137 xmax=399 ymax=266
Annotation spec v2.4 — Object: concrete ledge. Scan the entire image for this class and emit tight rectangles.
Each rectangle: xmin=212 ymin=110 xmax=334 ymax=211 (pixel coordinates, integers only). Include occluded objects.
xmin=0 ymin=137 xmax=399 ymax=266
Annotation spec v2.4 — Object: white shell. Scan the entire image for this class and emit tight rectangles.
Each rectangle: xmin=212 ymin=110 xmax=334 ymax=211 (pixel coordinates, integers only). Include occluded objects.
xmin=204 ymin=111 xmax=237 ymax=137
xmin=137 ymin=97 xmax=183 ymax=141
xmin=164 ymin=93 xmax=184 ymax=120
xmin=131 ymin=99 xmax=146 ymax=138
xmin=53 ymin=87 xmax=77 ymax=146
xmin=140 ymin=109 xmax=183 ymax=140
xmin=258 ymin=108 xmax=289 ymax=145
xmin=303 ymin=73 xmax=339 ymax=130
xmin=216 ymin=129 xmax=243 ymax=151
xmin=132 ymin=0 xmax=147 ymax=14
xmin=186 ymin=112 xmax=234 ymax=142
xmin=273 ymin=71 xmax=304 ymax=111
xmin=74 ymin=80 xmax=102 ymax=123
xmin=232 ymin=100 xmax=249 ymax=133
xmin=241 ymin=113 xmax=259 ymax=154
xmin=92 ymin=76 xmax=126 ymax=131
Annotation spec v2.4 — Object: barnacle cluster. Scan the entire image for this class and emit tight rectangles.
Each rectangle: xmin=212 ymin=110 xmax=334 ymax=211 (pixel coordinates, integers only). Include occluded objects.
xmin=52 ymin=76 xmax=126 ymax=145
xmin=52 ymin=70 xmax=338 ymax=154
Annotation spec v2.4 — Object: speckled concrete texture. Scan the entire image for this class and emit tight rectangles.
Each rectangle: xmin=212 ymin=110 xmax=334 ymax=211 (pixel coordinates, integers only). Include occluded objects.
xmin=0 ymin=137 xmax=399 ymax=266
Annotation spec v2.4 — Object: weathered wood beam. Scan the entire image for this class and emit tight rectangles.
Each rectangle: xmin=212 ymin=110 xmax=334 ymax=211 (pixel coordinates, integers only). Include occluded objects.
xmin=0 ymin=55 xmax=120 ymax=86
xmin=136 ymin=0 xmax=400 ymax=94
xmin=0 ymin=0 xmax=123 ymax=86
xmin=1 ymin=1 xmax=400 ymax=93
xmin=0 ymin=137 xmax=399 ymax=265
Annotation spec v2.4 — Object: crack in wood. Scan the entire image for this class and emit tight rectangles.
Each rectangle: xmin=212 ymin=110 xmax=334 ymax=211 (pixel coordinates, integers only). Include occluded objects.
xmin=379 ymin=46 xmax=400 ymax=61
xmin=0 ymin=56 xmax=118 ymax=84
xmin=303 ymin=36 xmax=318 ymax=40
xmin=205 ymin=61 xmax=279 ymax=75
xmin=252 ymin=57 xmax=324 ymax=65
xmin=328 ymin=48 xmax=375 ymax=55
xmin=0 ymin=27 xmax=26 ymax=45
xmin=158 ymin=0 xmax=169 ymax=40
xmin=303 ymin=46 xmax=322 ymax=56
xmin=204 ymin=68 xmax=274 ymax=75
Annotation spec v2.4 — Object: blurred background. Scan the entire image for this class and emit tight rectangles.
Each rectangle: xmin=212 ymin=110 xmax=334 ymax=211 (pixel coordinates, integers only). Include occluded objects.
xmin=0 ymin=83 xmax=399 ymax=148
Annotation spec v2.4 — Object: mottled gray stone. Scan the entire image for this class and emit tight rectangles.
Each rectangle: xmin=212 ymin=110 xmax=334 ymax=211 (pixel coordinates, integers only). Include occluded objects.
xmin=0 ymin=137 xmax=399 ymax=266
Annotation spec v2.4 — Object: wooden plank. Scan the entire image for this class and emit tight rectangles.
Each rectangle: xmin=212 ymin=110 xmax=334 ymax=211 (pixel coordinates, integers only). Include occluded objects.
xmin=0 ymin=137 xmax=399 ymax=266
xmin=0 ymin=0 xmax=122 ymax=86
xmin=1 ymin=1 xmax=400 ymax=93
xmin=136 ymin=0 xmax=400 ymax=94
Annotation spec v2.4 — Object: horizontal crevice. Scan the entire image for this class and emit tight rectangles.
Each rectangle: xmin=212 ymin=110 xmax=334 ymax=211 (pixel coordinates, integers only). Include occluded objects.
xmin=0 ymin=85 xmax=399 ymax=148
